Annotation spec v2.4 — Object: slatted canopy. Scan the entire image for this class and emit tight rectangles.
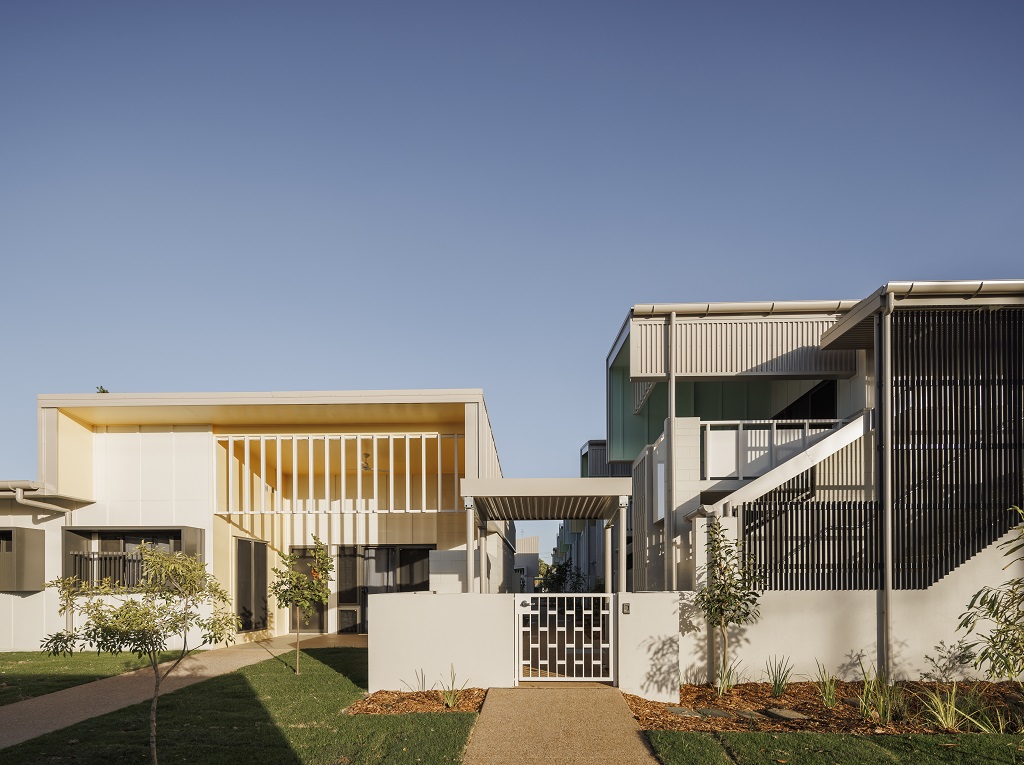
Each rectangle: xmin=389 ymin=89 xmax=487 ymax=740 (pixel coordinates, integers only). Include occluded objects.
xmin=460 ymin=477 xmax=631 ymax=521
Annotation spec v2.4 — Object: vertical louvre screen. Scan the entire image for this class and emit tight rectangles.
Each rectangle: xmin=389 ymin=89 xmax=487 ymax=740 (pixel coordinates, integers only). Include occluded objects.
xmin=742 ymin=501 xmax=880 ymax=590
xmin=891 ymin=308 xmax=1024 ymax=590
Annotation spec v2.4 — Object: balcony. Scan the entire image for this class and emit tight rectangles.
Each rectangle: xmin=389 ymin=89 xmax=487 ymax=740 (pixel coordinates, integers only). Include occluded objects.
xmin=69 ymin=551 xmax=144 ymax=589
xmin=700 ymin=419 xmax=842 ymax=481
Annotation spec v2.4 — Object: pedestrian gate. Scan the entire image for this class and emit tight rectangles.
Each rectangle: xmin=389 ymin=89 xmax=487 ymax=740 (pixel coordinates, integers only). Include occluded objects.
xmin=516 ymin=594 xmax=615 ymax=682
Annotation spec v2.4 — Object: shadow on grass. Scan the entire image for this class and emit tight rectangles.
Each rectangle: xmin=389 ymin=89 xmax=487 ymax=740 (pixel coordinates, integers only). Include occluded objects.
xmin=304 ymin=647 xmax=368 ymax=689
xmin=2 ymin=670 xmax=303 ymax=765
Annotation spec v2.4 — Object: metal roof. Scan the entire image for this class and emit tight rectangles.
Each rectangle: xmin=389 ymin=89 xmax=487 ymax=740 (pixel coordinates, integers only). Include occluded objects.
xmin=460 ymin=477 xmax=631 ymax=521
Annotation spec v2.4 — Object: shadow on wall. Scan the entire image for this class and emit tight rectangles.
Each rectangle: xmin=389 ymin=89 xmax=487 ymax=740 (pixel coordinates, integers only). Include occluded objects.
xmin=678 ymin=591 xmax=754 ymax=686
xmin=641 ymin=635 xmax=680 ymax=696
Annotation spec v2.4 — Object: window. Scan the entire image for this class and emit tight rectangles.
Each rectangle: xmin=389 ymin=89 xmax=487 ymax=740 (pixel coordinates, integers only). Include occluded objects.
xmin=236 ymin=538 xmax=268 ymax=631
xmin=62 ymin=527 xmax=202 ymax=590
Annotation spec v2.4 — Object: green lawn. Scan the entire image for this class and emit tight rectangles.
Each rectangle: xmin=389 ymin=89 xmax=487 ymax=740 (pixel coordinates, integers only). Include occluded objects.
xmin=2 ymin=648 xmax=475 ymax=765
xmin=648 ymin=731 xmax=1024 ymax=765
xmin=0 ymin=651 xmax=182 ymax=706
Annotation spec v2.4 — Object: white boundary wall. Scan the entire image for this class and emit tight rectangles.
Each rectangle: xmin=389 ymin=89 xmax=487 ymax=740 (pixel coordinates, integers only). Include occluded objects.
xmin=618 ymin=592 xmax=679 ymax=703
xmin=677 ymin=526 xmax=1024 ymax=684
xmin=369 ymin=593 xmax=517 ymax=692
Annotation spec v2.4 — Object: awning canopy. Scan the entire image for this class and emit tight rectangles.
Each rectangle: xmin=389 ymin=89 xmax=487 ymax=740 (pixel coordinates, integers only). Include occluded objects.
xmin=460 ymin=477 xmax=631 ymax=522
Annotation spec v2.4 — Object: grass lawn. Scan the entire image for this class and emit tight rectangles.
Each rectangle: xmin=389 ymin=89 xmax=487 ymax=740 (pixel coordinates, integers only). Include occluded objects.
xmin=0 ymin=651 xmax=182 ymax=706
xmin=648 ymin=731 xmax=1024 ymax=764
xmin=2 ymin=648 xmax=475 ymax=765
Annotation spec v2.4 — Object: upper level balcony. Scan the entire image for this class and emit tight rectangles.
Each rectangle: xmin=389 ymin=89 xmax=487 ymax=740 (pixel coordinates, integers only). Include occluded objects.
xmin=699 ymin=419 xmax=842 ymax=481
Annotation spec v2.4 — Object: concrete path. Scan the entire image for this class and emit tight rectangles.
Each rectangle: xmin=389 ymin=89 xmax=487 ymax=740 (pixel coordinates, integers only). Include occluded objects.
xmin=0 ymin=634 xmax=366 ymax=751
xmin=462 ymin=682 xmax=659 ymax=765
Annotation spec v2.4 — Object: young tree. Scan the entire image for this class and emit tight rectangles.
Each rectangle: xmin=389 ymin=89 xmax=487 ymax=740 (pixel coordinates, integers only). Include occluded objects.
xmin=537 ymin=556 xmax=588 ymax=592
xmin=694 ymin=516 xmax=761 ymax=692
xmin=959 ymin=506 xmax=1024 ymax=683
xmin=270 ymin=535 xmax=334 ymax=674
xmin=42 ymin=545 xmax=238 ymax=765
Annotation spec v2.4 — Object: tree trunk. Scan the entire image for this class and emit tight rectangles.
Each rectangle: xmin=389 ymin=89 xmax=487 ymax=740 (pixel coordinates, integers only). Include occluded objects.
xmin=295 ymin=618 xmax=301 ymax=675
xmin=720 ymin=619 xmax=729 ymax=676
xmin=150 ymin=662 xmax=160 ymax=765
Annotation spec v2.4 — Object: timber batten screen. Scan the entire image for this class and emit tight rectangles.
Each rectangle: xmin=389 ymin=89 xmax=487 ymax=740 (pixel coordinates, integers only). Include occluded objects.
xmin=890 ymin=308 xmax=1024 ymax=590
xmin=215 ymin=433 xmax=465 ymax=514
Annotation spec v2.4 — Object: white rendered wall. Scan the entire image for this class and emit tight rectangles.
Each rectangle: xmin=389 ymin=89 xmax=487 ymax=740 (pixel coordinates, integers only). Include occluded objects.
xmin=368 ymin=593 xmax=516 ymax=691
xmin=677 ymin=525 xmax=1024 ymax=685
xmin=618 ymin=592 xmax=679 ymax=703
xmin=2 ymin=424 xmax=217 ymax=651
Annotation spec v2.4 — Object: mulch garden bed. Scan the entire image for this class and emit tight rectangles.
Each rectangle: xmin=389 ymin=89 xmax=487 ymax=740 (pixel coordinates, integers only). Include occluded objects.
xmin=346 ymin=688 xmax=487 ymax=714
xmin=625 ymin=681 xmax=1023 ymax=734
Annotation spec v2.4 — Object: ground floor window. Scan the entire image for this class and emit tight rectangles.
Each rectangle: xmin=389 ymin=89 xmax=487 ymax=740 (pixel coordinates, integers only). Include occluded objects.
xmin=236 ymin=538 xmax=268 ymax=631
xmin=64 ymin=529 xmax=183 ymax=588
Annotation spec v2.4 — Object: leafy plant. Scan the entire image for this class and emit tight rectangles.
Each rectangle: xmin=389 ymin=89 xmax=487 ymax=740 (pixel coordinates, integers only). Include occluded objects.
xmin=401 ymin=668 xmax=435 ymax=692
xmin=764 ymin=655 xmax=794 ymax=698
xmin=857 ymin=662 xmax=907 ymax=724
xmin=922 ymin=639 xmax=976 ymax=683
xmin=269 ymin=535 xmax=334 ymax=675
xmin=959 ymin=506 xmax=1024 ymax=683
xmin=694 ymin=517 xmax=760 ymax=694
xmin=715 ymin=659 xmax=741 ymax=697
xmin=41 ymin=544 xmax=238 ymax=765
xmin=915 ymin=682 xmax=964 ymax=732
xmin=537 ymin=556 xmax=589 ymax=592
xmin=814 ymin=660 xmax=839 ymax=708
xmin=439 ymin=664 xmax=468 ymax=709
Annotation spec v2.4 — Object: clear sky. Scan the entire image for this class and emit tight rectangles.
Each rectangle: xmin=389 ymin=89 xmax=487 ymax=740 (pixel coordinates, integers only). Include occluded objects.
xmin=2 ymin=2 xmax=1022 ymax=560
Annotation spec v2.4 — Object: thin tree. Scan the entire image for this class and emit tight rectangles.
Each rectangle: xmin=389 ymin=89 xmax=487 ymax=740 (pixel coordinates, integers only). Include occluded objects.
xmin=694 ymin=516 xmax=761 ymax=691
xmin=42 ymin=545 xmax=238 ymax=765
xmin=270 ymin=534 xmax=334 ymax=674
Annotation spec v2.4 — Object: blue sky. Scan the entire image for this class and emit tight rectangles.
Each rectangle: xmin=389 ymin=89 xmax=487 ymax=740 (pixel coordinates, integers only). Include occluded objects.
xmin=2 ymin=2 xmax=1022 ymax=559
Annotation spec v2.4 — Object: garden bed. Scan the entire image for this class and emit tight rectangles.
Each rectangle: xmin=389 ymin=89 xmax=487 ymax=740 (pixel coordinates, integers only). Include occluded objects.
xmin=626 ymin=681 xmax=1023 ymax=734
xmin=346 ymin=687 xmax=487 ymax=714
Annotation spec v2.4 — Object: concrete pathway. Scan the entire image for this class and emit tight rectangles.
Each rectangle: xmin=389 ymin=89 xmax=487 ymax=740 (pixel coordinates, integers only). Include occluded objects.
xmin=462 ymin=682 xmax=659 ymax=765
xmin=0 ymin=634 xmax=366 ymax=751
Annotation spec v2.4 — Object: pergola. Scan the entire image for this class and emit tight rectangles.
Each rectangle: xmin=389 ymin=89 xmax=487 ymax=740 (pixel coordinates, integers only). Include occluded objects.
xmin=459 ymin=477 xmax=632 ymax=594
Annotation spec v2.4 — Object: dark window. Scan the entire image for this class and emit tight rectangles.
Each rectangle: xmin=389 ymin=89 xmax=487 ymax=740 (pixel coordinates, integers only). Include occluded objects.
xmin=338 ymin=546 xmax=358 ymax=604
xmin=0 ymin=530 xmax=12 ymax=554
xmin=236 ymin=538 xmax=268 ymax=631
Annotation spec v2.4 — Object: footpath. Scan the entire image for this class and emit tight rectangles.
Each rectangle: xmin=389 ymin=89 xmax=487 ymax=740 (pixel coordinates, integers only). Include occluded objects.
xmin=463 ymin=682 xmax=659 ymax=765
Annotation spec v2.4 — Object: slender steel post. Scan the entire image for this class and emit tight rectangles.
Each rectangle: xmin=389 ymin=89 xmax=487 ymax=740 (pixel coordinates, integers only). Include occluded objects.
xmin=604 ymin=520 xmax=613 ymax=594
xmin=666 ymin=311 xmax=677 ymax=590
xmin=618 ymin=496 xmax=629 ymax=593
xmin=878 ymin=292 xmax=895 ymax=680
xmin=464 ymin=497 xmax=475 ymax=593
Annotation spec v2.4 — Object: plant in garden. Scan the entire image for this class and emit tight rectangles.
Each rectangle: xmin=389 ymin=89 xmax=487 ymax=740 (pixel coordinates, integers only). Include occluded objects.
xmin=764 ymin=655 xmax=794 ymax=698
xmin=537 ymin=556 xmax=589 ymax=593
xmin=270 ymin=535 xmax=334 ymax=675
xmin=41 ymin=545 xmax=238 ymax=765
xmin=814 ymin=660 xmax=839 ymax=708
xmin=959 ymin=506 xmax=1024 ymax=683
xmin=915 ymin=682 xmax=964 ymax=732
xmin=694 ymin=516 xmax=760 ymax=694
xmin=857 ymin=662 xmax=907 ymax=724
xmin=439 ymin=664 xmax=468 ymax=709
xmin=715 ymin=659 xmax=741 ymax=697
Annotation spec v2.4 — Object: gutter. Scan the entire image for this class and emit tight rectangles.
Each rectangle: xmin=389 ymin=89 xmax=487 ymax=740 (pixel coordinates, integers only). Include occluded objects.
xmin=0 ymin=480 xmax=71 ymax=514
xmin=632 ymin=300 xmax=859 ymax=318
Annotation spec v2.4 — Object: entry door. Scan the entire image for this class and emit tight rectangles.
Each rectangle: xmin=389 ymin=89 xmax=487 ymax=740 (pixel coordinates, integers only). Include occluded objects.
xmin=289 ymin=547 xmax=326 ymax=633
xmin=361 ymin=547 xmax=395 ymax=632
xmin=517 ymin=594 xmax=615 ymax=682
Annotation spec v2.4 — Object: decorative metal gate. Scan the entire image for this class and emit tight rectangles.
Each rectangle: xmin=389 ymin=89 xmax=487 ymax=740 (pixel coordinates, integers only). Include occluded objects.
xmin=516 ymin=594 xmax=615 ymax=682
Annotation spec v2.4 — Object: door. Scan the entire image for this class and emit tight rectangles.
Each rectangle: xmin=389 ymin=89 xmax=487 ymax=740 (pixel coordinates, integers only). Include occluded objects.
xmin=517 ymin=594 xmax=615 ymax=682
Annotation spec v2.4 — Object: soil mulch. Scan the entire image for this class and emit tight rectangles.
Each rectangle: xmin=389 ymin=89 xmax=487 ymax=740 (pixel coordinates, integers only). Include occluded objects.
xmin=346 ymin=688 xmax=487 ymax=715
xmin=626 ymin=681 xmax=1023 ymax=734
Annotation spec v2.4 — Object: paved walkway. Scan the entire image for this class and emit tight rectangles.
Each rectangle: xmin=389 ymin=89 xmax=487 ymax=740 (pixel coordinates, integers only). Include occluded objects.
xmin=463 ymin=682 xmax=659 ymax=765
xmin=0 ymin=634 xmax=366 ymax=751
